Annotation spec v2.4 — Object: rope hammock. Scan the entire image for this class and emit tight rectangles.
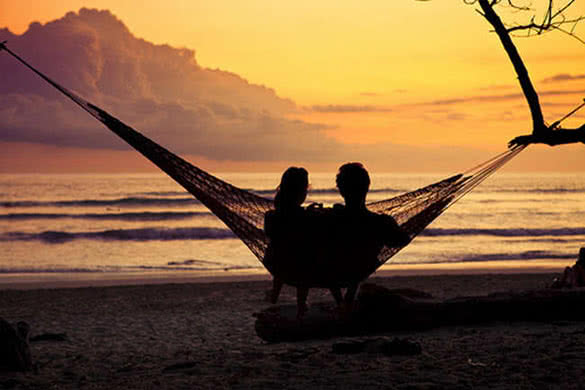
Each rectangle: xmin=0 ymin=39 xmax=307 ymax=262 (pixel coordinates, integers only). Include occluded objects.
xmin=1 ymin=44 xmax=526 ymax=281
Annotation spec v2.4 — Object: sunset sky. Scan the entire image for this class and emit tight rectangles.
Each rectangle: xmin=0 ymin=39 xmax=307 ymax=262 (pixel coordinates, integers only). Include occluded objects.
xmin=0 ymin=0 xmax=584 ymax=173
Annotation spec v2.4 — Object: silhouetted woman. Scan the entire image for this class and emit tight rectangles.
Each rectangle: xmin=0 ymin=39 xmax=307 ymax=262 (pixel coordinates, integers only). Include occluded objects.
xmin=263 ymin=167 xmax=311 ymax=316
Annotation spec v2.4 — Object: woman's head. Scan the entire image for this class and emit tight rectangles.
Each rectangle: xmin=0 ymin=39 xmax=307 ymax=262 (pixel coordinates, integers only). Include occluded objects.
xmin=275 ymin=167 xmax=309 ymax=209
xmin=578 ymin=247 xmax=585 ymax=264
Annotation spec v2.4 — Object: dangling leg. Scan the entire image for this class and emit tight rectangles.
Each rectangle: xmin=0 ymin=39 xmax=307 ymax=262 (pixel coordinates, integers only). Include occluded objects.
xmin=296 ymin=287 xmax=309 ymax=318
xmin=265 ymin=277 xmax=283 ymax=303
xmin=271 ymin=277 xmax=283 ymax=304
xmin=329 ymin=287 xmax=343 ymax=305
xmin=344 ymin=283 xmax=358 ymax=305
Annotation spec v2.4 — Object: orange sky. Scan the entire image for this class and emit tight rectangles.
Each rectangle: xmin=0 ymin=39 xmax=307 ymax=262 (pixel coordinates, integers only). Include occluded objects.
xmin=0 ymin=1 xmax=584 ymax=173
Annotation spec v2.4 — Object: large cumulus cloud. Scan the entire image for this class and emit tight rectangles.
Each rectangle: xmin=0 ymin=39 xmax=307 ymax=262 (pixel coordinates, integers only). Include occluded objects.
xmin=0 ymin=9 xmax=352 ymax=161
xmin=0 ymin=8 xmax=521 ymax=170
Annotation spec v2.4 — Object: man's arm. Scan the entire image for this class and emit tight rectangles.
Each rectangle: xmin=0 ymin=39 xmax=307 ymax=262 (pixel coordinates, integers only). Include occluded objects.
xmin=382 ymin=215 xmax=411 ymax=248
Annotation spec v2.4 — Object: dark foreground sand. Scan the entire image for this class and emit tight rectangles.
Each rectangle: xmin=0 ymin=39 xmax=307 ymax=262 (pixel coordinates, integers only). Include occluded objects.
xmin=2 ymin=273 xmax=585 ymax=389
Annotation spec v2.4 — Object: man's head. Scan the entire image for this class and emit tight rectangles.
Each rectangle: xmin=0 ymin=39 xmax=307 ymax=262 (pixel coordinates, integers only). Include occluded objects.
xmin=336 ymin=162 xmax=370 ymax=208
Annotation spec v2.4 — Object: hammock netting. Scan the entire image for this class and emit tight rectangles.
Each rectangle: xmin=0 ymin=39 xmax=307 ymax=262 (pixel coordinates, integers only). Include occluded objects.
xmin=1 ymin=45 xmax=526 ymax=275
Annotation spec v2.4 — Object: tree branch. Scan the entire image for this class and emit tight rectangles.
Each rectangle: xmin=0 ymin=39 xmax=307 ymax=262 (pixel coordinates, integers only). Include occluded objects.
xmin=504 ymin=7 xmax=585 ymax=45
xmin=509 ymin=125 xmax=585 ymax=147
xmin=509 ymin=99 xmax=585 ymax=146
xmin=506 ymin=16 xmax=585 ymax=34
xmin=427 ymin=0 xmax=585 ymax=146
xmin=477 ymin=0 xmax=547 ymax=134
xmin=551 ymin=24 xmax=585 ymax=45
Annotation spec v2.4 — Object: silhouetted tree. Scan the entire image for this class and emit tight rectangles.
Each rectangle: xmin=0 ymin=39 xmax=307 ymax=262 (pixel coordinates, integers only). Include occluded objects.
xmin=457 ymin=1 xmax=585 ymax=146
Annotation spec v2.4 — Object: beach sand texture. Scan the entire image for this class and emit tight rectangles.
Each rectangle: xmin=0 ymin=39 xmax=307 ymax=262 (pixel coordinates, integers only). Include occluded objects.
xmin=2 ymin=273 xmax=585 ymax=389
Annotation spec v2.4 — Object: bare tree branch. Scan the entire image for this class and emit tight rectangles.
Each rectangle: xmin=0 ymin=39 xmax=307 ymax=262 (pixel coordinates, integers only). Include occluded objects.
xmin=552 ymin=24 xmax=585 ymax=44
xmin=509 ymin=125 xmax=585 ymax=146
xmin=506 ymin=0 xmax=532 ymax=11
xmin=465 ymin=0 xmax=585 ymax=44
xmin=509 ymin=100 xmax=585 ymax=147
xmin=460 ymin=0 xmax=585 ymax=146
xmin=506 ymin=16 xmax=585 ymax=34
xmin=477 ymin=0 xmax=547 ymax=134
xmin=423 ymin=1 xmax=585 ymax=145
xmin=503 ymin=4 xmax=585 ymax=45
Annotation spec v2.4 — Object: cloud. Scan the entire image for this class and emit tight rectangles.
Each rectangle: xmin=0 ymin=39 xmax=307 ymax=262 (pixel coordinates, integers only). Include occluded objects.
xmin=6 ymin=9 xmax=479 ymax=165
xmin=540 ymin=89 xmax=585 ymax=97
xmin=542 ymin=73 xmax=585 ymax=83
xmin=446 ymin=113 xmax=467 ymax=121
xmin=4 ymin=8 xmax=577 ymax=172
xmin=417 ymin=89 xmax=585 ymax=107
xmin=310 ymin=104 xmax=392 ymax=113
xmin=478 ymin=84 xmax=515 ymax=91
xmin=0 ymin=9 xmax=350 ymax=161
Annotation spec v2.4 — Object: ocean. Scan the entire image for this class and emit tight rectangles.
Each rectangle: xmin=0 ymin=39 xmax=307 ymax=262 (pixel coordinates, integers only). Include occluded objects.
xmin=1 ymin=172 xmax=584 ymax=278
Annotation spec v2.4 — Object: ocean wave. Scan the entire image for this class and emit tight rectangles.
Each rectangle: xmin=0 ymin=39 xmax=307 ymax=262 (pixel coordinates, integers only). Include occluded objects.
xmin=495 ymin=188 xmax=585 ymax=194
xmin=0 ymin=262 xmax=262 ymax=274
xmin=3 ymin=186 xmax=582 ymax=210
xmin=166 ymin=259 xmax=224 ymax=266
xmin=476 ymin=198 xmax=583 ymax=204
xmin=460 ymin=251 xmax=576 ymax=261
xmin=1 ymin=227 xmax=237 ymax=243
xmin=1 ymin=197 xmax=201 ymax=208
xmin=138 ymin=191 xmax=189 ymax=197
xmin=2 ymin=225 xmax=583 ymax=244
xmin=0 ymin=211 xmax=212 ymax=221
xmin=393 ymin=250 xmax=576 ymax=265
xmin=422 ymin=227 xmax=585 ymax=237
xmin=126 ymin=264 xmax=261 ymax=271
xmin=0 ymin=267 xmax=103 ymax=273
xmin=0 ymin=188 xmax=408 ymax=209
xmin=132 ymin=186 xmax=585 ymax=197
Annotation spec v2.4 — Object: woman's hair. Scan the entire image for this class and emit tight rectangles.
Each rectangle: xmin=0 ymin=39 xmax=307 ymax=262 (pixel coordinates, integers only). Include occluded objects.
xmin=274 ymin=167 xmax=309 ymax=209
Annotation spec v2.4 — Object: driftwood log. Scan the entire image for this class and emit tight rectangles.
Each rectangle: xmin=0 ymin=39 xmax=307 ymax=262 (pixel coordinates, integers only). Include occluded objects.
xmin=254 ymin=283 xmax=585 ymax=342
xmin=0 ymin=318 xmax=32 ymax=371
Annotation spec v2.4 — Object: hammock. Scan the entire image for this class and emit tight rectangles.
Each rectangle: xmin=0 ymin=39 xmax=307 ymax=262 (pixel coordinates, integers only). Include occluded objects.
xmin=1 ymin=44 xmax=525 ymax=279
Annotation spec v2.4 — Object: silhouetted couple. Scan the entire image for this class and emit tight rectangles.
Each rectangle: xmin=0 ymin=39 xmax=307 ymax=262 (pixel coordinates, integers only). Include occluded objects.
xmin=263 ymin=162 xmax=410 ymax=317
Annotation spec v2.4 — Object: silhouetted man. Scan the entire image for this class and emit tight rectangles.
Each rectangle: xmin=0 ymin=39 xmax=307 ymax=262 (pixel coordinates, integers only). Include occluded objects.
xmin=332 ymin=162 xmax=410 ymax=304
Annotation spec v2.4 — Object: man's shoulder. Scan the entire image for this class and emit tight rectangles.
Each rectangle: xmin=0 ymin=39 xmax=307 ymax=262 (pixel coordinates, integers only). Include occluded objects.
xmin=366 ymin=210 xmax=400 ymax=228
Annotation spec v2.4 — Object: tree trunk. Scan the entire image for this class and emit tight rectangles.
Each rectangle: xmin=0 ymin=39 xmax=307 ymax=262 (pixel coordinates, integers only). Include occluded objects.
xmin=254 ymin=283 xmax=585 ymax=342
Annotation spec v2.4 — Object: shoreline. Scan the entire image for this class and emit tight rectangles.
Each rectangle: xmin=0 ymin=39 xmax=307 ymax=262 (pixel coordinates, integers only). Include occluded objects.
xmin=0 ymin=259 xmax=570 ymax=290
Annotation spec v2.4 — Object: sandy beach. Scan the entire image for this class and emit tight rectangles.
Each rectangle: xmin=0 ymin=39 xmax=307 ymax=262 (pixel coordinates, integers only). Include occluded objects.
xmin=2 ymin=270 xmax=585 ymax=389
